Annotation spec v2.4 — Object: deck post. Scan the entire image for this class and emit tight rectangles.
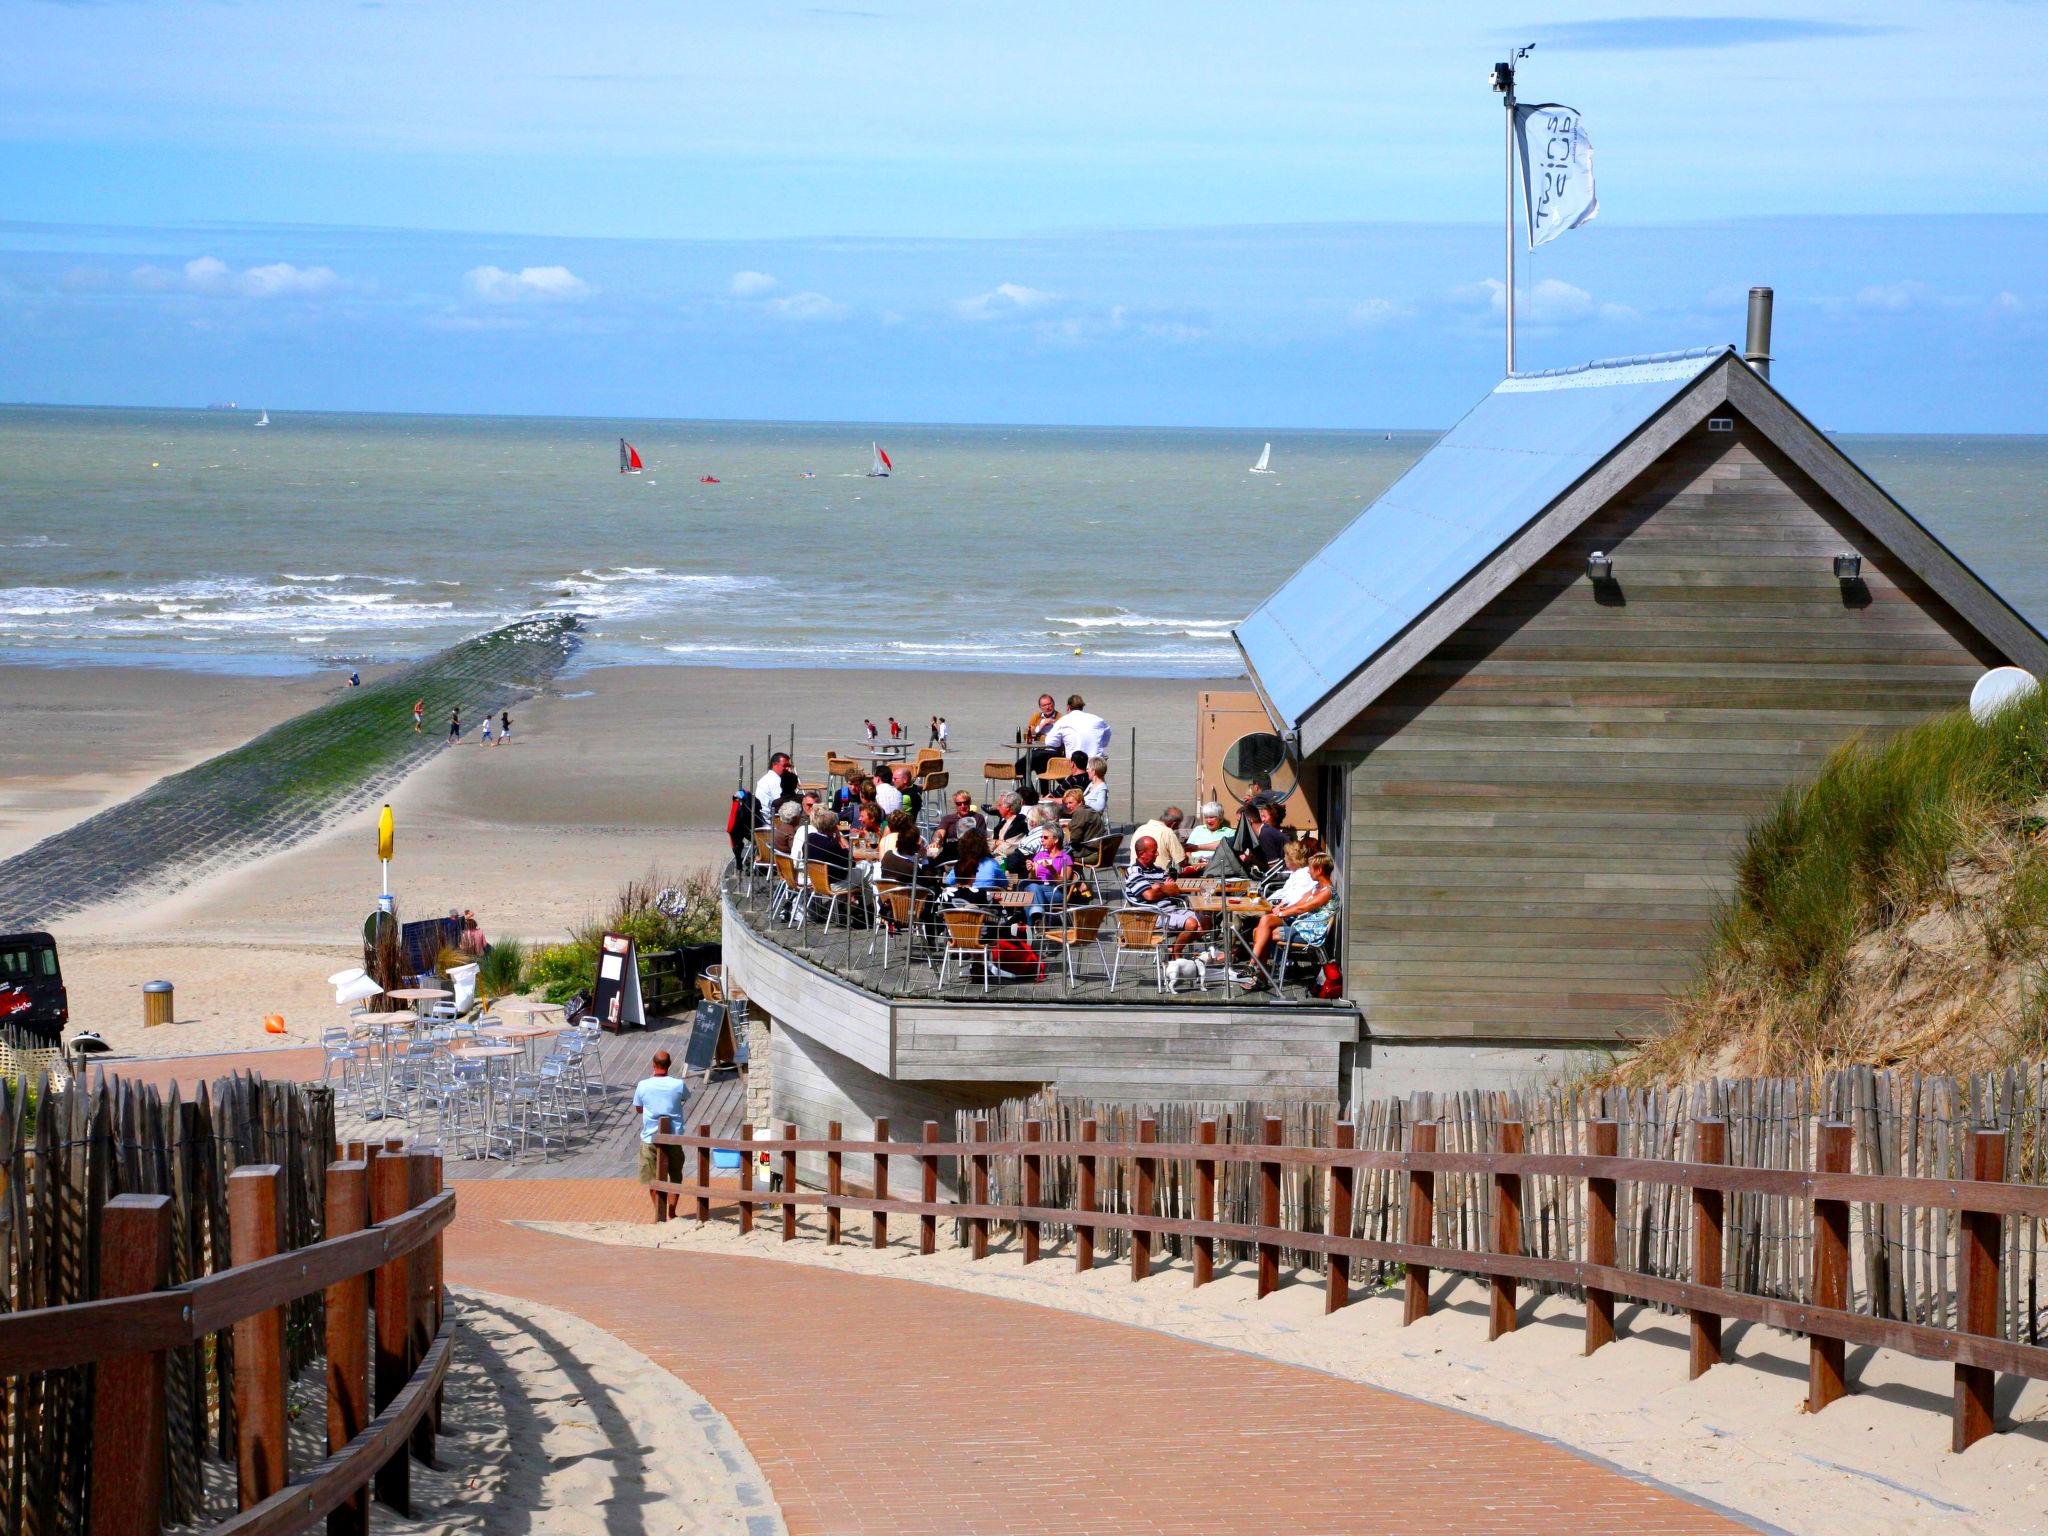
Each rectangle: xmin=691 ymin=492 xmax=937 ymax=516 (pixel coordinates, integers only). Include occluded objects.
xmin=1132 ymin=1118 xmax=1156 ymax=1280
xmin=971 ymin=1119 xmax=991 ymax=1260
xmin=1193 ymin=1119 xmax=1217 ymax=1287
xmin=90 ymin=1194 xmax=173 ymax=1536
xmin=919 ymin=1121 xmax=939 ymax=1256
xmin=738 ymin=1122 xmax=754 ymax=1236
xmin=1955 ymin=1127 xmax=2008 ymax=1453
xmin=1022 ymin=1120 xmax=1043 ymax=1264
xmin=826 ymin=1120 xmax=844 ymax=1246
xmin=694 ymin=1123 xmax=711 ymax=1224
xmin=781 ymin=1123 xmax=798 ymax=1242
xmin=1808 ymin=1121 xmax=1852 ymax=1410
xmin=1076 ymin=1118 xmax=1097 ymax=1272
xmin=323 ymin=1161 xmax=370 ymax=1536
xmin=1585 ymin=1120 xmax=1618 ymax=1354
xmin=1403 ymin=1120 xmax=1437 ymax=1325
xmin=1689 ymin=1119 xmax=1726 ymax=1378
xmin=406 ymin=1152 xmax=438 ymax=1468
xmin=371 ymin=1151 xmax=412 ymax=1513
xmin=1489 ymin=1121 xmax=1523 ymax=1340
xmin=1257 ymin=1115 xmax=1282 ymax=1298
xmin=872 ymin=1117 xmax=890 ymax=1249
xmin=229 ymin=1165 xmax=287 ymax=1511
xmin=1327 ymin=1121 xmax=1354 ymax=1314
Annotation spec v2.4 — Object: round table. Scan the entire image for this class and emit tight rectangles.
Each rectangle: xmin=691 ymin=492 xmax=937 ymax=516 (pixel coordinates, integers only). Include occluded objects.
xmin=452 ymin=1045 xmax=522 ymax=1154
xmin=353 ymin=1011 xmax=421 ymax=1120
xmin=478 ymin=1019 xmax=558 ymax=1071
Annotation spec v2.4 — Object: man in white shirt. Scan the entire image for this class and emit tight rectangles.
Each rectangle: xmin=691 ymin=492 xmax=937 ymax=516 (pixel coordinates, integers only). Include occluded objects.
xmin=1044 ymin=693 xmax=1111 ymax=761
xmin=753 ymin=752 xmax=791 ymax=826
xmin=874 ymin=765 xmax=907 ymax=816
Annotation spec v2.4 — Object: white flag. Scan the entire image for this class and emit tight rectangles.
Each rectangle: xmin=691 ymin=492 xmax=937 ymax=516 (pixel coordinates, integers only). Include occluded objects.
xmin=1515 ymin=102 xmax=1598 ymax=248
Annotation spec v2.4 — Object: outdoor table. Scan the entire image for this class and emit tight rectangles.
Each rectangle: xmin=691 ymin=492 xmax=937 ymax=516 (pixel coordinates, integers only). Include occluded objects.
xmin=453 ymin=1044 xmax=521 ymax=1156
xmin=389 ymin=985 xmax=453 ymax=1024
xmin=354 ymin=1010 xmax=419 ymax=1120
xmin=478 ymin=1019 xmax=557 ymax=1071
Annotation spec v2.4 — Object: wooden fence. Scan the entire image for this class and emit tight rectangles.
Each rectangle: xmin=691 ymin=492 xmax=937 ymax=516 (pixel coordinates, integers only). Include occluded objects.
xmin=0 ymin=1071 xmax=451 ymax=1536
xmin=655 ymin=1108 xmax=2048 ymax=1455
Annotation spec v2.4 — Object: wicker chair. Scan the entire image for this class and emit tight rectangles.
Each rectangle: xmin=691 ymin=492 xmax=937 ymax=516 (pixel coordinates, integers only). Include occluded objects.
xmin=938 ymin=908 xmax=994 ymax=993
xmin=1040 ymin=904 xmax=1111 ymax=989
xmin=1107 ymin=908 xmax=1167 ymax=989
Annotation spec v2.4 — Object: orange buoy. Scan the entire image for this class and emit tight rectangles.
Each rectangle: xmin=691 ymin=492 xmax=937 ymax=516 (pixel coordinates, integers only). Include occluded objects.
xmin=263 ymin=1014 xmax=287 ymax=1034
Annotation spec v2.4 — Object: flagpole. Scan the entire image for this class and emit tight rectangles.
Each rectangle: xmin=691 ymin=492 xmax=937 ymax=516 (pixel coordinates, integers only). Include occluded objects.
xmin=1504 ymin=76 xmax=1516 ymax=376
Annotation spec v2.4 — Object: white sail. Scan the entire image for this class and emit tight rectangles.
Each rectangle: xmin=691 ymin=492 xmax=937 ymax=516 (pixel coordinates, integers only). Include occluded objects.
xmin=1250 ymin=441 xmax=1272 ymax=473
xmin=255 ymin=410 xmax=269 ymax=427
xmin=867 ymin=442 xmax=891 ymax=477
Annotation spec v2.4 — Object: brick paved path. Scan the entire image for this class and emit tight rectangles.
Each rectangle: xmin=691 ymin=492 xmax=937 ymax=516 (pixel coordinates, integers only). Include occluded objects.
xmin=450 ymin=1180 xmax=1749 ymax=1535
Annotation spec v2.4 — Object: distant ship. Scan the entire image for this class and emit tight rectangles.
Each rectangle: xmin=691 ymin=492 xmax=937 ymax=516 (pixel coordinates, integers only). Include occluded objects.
xmin=619 ymin=438 xmax=644 ymax=474
xmin=1249 ymin=442 xmax=1273 ymax=474
xmin=255 ymin=409 xmax=269 ymax=428
xmin=699 ymin=475 xmax=720 ymax=484
xmin=866 ymin=442 xmax=892 ymax=478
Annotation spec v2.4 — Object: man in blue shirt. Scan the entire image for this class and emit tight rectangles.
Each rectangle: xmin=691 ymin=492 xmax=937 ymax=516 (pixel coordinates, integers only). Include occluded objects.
xmin=633 ymin=1050 xmax=691 ymax=1221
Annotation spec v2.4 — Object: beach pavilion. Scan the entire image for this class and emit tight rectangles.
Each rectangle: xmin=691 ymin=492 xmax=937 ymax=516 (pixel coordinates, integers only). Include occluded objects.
xmin=1234 ymin=342 xmax=2048 ymax=1094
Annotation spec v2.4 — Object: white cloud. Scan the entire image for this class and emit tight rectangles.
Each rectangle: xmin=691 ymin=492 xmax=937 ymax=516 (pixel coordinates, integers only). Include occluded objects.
xmin=1855 ymin=280 xmax=1926 ymax=312
xmin=730 ymin=270 xmax=778 ymax=297
xmin=461 ymin=264 xmax=592 ymax=303
xmin=953 ymin=282 xmax=1055 ymax=321
xmin=1348 ymin=297 xmax=1413 ymax=327
xmin=131 ymin=255 xmax=343 ymax=298
xmin=1991 ymin=291 xmax=2026 ymax=314
xmin=1451 ymin=276 xmax=1625 ymax=326
xmin=765 ymin=290 xmax=844 ymax=321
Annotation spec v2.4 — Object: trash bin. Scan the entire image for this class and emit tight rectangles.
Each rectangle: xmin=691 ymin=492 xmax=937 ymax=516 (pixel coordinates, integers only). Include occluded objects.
xmin=142 ymin=980 xmax=174 ymax=1028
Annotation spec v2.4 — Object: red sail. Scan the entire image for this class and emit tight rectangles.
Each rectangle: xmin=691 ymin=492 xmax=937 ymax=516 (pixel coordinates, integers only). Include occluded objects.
xmin=878 ymin=447 xmax=893 ymax=471
xmin=626 ymin=443 xmax=644 ymax=470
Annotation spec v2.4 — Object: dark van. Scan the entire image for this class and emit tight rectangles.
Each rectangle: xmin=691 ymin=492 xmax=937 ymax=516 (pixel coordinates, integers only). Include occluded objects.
xmin=0 ymin=932 xmax=68 ymax=1045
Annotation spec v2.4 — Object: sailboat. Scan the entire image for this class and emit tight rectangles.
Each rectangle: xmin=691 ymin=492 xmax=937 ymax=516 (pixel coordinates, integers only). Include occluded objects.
xmin=1249 ymin=442 xmax=1273 ymax=474
xmin=254 ymin=410 xmax=269 ymax=428
xmin=619 ymin=438 xmax=644 ymax=475
xmin=866 ymin=442 xmax=892 ymax=478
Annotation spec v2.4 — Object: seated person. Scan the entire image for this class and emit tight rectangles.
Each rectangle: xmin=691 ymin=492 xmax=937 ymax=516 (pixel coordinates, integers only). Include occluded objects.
xmin=1015 ymin=691 xmax=1065 ymax=780
xmin=1051 ymin=750 xmax=1091 ymax=797
xmin=1131 ymin=805 xmax=1189 ymax=871
xmin=1022 ymin=821 xmax=1074 ymax=912
xmin=874 ymin=763 xmax=911 ymax=816
xmin=1010 ymin=802 xmax=1059 ymax=857
xmin=929 ymin=790 xmax=985 ymax=857
xmin=851 ymin=801 xmax=885 ymax=844
xmin=942 ymin=828 xmax=1007 ymax=906
xmin=989 ymin=790 xmax=1029 ymax=845
xmin=771 ymin=799 xmax=803 ymax=855
xmin=1061 ymin=788 xmax=1108 ymax=865
xmin=833 ymin=773 xmax=869 ymax=818
xmin=1083 ymin=756 xmax=1111 ymax=813
xmin=1243 ymin=852 xmax=1337 ymax=991
xmin=1044 ymin=692 xmax=1112 ymax=762
xmin=1184 ymin=802 xmax=1233 ymax=861
xmin=1120 ymin=835 xmax=1204 ymax=959
xmin=878 ymin=810 xmax=928 ymax=883
xmin=754 ymin=751 xmax=793 ymax=826
xmin=1245 ymin=799 xmax=1293 ymax=874
xmin=806 ymin=808 xmax=851 ymax=881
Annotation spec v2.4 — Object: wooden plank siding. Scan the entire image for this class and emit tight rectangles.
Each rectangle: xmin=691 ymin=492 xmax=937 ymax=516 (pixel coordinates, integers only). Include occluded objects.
xmin=1327 ymin=416 xmax=2006 ymax=1044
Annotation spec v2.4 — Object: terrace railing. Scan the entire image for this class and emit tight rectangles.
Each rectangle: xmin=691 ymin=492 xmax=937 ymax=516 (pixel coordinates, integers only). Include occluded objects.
xmin=655 ymin=1114 xmax=2048 ymax=1456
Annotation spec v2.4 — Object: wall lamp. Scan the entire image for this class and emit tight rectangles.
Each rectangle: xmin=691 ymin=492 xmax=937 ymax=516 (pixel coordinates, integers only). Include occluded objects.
xmin=1833 ymin=553 xmax=1863 ymax=581
xmin=1587 ymin=551 xmax=1614 ymax=584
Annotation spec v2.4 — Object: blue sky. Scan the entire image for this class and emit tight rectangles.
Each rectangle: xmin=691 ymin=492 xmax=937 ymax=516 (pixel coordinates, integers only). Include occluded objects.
xmin=2 ymin=1 xmax=2043 ymax=429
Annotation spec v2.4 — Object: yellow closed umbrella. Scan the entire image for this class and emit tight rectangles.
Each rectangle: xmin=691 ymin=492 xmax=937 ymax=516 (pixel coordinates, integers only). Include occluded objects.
xmin=377 ymin=803 xmax=394 ymax=894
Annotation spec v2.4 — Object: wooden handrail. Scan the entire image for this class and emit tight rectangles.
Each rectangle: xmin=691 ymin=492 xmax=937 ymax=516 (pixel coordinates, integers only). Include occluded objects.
xmin=0 ymin=1188 xmax=455 ymax=1378
xmin=655 ymin=1117 xmax=2047 ymax=1453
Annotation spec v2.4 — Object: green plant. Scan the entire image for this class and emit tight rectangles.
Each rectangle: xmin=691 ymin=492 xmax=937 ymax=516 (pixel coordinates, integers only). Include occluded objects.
xmin=519 ymin=867 xmax=722 ymax=1004
xmin=476 ymin=937 xmax=526 ymax=1004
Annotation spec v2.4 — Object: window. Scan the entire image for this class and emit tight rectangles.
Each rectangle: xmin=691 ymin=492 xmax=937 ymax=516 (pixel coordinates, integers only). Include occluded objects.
xmin=1707 ymin=417 xmax=1735 ymax=433
xmin=0 ymin=946 xmax=55 ymax=979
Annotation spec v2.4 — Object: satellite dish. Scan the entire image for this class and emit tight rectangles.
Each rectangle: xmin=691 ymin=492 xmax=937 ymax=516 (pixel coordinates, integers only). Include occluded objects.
xmin=1221 ymin=731 xmax=1298 ymax=806
xmin=1970 ymin=667 xmax=2039 ymax=725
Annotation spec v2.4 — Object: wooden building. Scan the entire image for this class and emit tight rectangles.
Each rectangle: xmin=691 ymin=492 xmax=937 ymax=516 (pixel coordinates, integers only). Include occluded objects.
xmin=1234 ymin=346 xmax=2048 ymax=1092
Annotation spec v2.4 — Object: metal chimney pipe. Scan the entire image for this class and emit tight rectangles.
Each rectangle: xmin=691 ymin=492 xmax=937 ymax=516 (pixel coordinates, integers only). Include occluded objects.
xmin=1744 ymin=286 xmax=1774 ymax=381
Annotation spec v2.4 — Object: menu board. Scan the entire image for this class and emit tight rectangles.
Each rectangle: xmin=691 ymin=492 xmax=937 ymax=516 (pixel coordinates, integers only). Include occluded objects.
xmin=590 ymin=932 xmax=646 ymax=1032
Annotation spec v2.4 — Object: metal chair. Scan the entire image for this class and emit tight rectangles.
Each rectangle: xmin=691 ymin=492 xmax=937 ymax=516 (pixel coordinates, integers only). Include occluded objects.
xmin=1040 ymin=904 xmax=1111 ymax=990
xmin=803 ymin=860 xmax=857 ymax=933
xmin=1107 ymin=909 xmax=1167 ymax=989
xmin=937 ymin=908 xmax=994 ymax=993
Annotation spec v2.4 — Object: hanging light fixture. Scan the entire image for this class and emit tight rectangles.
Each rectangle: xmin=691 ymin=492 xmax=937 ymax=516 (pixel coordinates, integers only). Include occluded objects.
xmin=1833 ymin=553 xmax=1863 ymax=581
xmin=1587 ymin=550 xmax=1614 ymax=583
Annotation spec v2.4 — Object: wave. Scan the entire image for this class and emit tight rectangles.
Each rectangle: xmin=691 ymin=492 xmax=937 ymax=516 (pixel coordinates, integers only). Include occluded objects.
xmin=1046 ymin=610 xmax=1237 ymax=634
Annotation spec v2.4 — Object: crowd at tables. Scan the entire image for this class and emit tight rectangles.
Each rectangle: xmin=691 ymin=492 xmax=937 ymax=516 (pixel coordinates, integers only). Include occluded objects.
xmin=741 ymin=691 xmax=1341 ymax=996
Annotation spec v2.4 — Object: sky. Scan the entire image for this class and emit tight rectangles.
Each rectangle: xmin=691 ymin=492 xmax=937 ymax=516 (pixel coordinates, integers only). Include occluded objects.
xmin=2 ymin=1 xmax=2043 ymax=430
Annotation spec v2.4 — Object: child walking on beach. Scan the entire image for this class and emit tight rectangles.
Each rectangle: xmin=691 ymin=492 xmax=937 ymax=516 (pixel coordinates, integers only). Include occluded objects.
xmin=448 ymin=707 xmax=461 ymax=743
xmin=481 ymin=714 xmax=494 ymax=746
xmin=412 ymin=699 xmax=424 ymax=734
xmin=928 ymin=715 xmax=941 ymax=747
xmin=500 ymin=709 xmax=511 ymax=745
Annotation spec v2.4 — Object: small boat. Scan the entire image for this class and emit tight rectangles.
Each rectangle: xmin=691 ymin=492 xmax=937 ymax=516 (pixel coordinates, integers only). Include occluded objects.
xmin=801 ymin=471 xmax=816 ymax=479
xmin=1249 ymin=442 xmax=1273 ymax=474
xmin=866 ymin=442 xmax=892 ymax=478
xmin=619 ymin=438 xmax=644 ymax=475
xmin=699 ymin=475 xmax=720 ymax=484
xmin=255 ymin=410 xmax=269 ymax=428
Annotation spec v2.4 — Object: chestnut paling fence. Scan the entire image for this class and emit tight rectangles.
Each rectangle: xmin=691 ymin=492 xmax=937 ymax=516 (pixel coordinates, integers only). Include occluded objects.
xmin=0 ymin=1066 xmax=451 ymax=1536
xmin=655 ymin=1091 xmax=2048 ymax=1455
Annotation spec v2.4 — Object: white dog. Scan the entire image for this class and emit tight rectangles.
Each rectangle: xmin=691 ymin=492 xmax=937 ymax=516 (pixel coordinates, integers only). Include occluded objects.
xmin=1162 ymin=956 xmax=1205 ymax=993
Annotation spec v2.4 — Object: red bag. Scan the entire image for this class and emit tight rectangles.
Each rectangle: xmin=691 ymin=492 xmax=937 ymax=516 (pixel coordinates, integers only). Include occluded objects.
xmin=1313 ymin=961 xmax=1344 ymax=1000
xmin=989 ymin=938 xmax=1046 ymax=982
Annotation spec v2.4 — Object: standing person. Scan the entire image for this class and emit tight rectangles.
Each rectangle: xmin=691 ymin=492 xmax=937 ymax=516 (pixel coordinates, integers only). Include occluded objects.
xmin=754 ymin=752 xmax=792 ymax=825
xmin=412 ymin=699 xmax=424 ymax=734
xmin=864 ymin=718 xmax=878 ymax=745
xmin=448 ymin=707 xmax=461 ymax=744
xmin=927 ymin=715 xmax=940 ymax=747
xmin=1043 ymin=693 xmax=1112 ymax=763
xmin=888 ymin=716 xmax=901 ymax=741
xmin=499 ymin=709 xmax=511 ymax=745
xmin=481 ymin=713 xmax=494 ymax=746
xmin=632 ymin=1050 xmax=691 ymax=1221
xmin=937 ymin=716 xmax=949 ymax=749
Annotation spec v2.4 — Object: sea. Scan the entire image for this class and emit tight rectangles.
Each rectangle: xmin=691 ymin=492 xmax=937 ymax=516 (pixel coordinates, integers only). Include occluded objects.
xmin=2 ymin=406 xmax=2045 ymax=679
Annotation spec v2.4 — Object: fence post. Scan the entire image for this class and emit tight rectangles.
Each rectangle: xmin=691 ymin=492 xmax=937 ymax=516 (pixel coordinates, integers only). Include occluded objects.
xmin=872 ymin=1117 xmax=890 ymax=1250
xmin=1132 ymin=1118 xmax=1156 ymax=1281
xmin=1257 ymin=1115 xmax=1282 ymax=1299
xmin=228 ymin=1165 xmax=287 ymax=1511
xmin=1327 ymin=1121 xmax=1354 ymax=1314
xmin=1585 ymin=1119 xmax=1618 ymax=1355
xmin=1690 ymin=1119 xmax=1726 ymax=1379
xmin=971 ymin=1119 xmax=991 ymax=1260
xmin=781 ymin=1124 xmax=798 ymax=1242
xmin=371 ymin=1151 xmax=413 ymax=1515
xmin=1955 ymin=1127 xmax=2008 ymax=1453
xmin=919 ymin=1121 xmax=939 ymax=1257
xmin=738 ymin=1123 xmax=754 ymax=1236
xmin=323 ymin=1162 xmax=370 ymax=1536
xmin=694 ymin=1123 xmax=711 ymax=1224
xmin=826 ymin=1121 xmax=844 ymax=1246
xmin=1194 ymin=1118 xmax=1217 ymax=1288
xmin=1404 ymin=1120 xmax=1437 ymax=1325
xmin=1489 ymin=1121 xmax=1523 ymax=1340
xmin=90 ymin=1194 xmax=173 ymax=1536
xmin=1076 ymin=1118 xmax=1098 ymax=1272
xmin=407 ymin=1151 xmax=439 ymax=1468
xmin=1022 ymin=1120 xmax=1043 ymax=1264
xmin=1809 ymin=1121 xmax=1852 ymax=1411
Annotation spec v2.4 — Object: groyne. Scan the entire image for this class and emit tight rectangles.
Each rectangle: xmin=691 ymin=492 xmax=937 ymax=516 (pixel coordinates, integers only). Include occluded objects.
xmin=0 ymin=615 xmax=579 ymax=928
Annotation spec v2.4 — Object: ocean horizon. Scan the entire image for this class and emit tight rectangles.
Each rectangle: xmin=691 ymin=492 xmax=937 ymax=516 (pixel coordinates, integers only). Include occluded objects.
xmin=5 ymin=403 xmax=2046 ymax=680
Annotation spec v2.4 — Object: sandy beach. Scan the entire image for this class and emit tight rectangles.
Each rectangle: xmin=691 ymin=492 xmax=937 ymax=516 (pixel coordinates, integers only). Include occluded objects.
xmin=2 ymin=659 xmax=1229 ymax=1055
xmin=551 ymin=1213 xmax=2048 ymax=1535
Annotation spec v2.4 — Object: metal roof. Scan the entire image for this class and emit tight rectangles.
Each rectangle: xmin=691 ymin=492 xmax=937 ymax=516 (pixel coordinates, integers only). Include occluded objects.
xmin=1234 ymin=346 xmax=1733 ymax=735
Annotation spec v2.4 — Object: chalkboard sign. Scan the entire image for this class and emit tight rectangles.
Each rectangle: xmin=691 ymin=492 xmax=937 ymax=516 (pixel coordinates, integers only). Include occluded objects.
xmin=589 ymin=932 xmax=646 ymax=1033
xmin=682 ymin=999 xmax=740 ymax=1077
